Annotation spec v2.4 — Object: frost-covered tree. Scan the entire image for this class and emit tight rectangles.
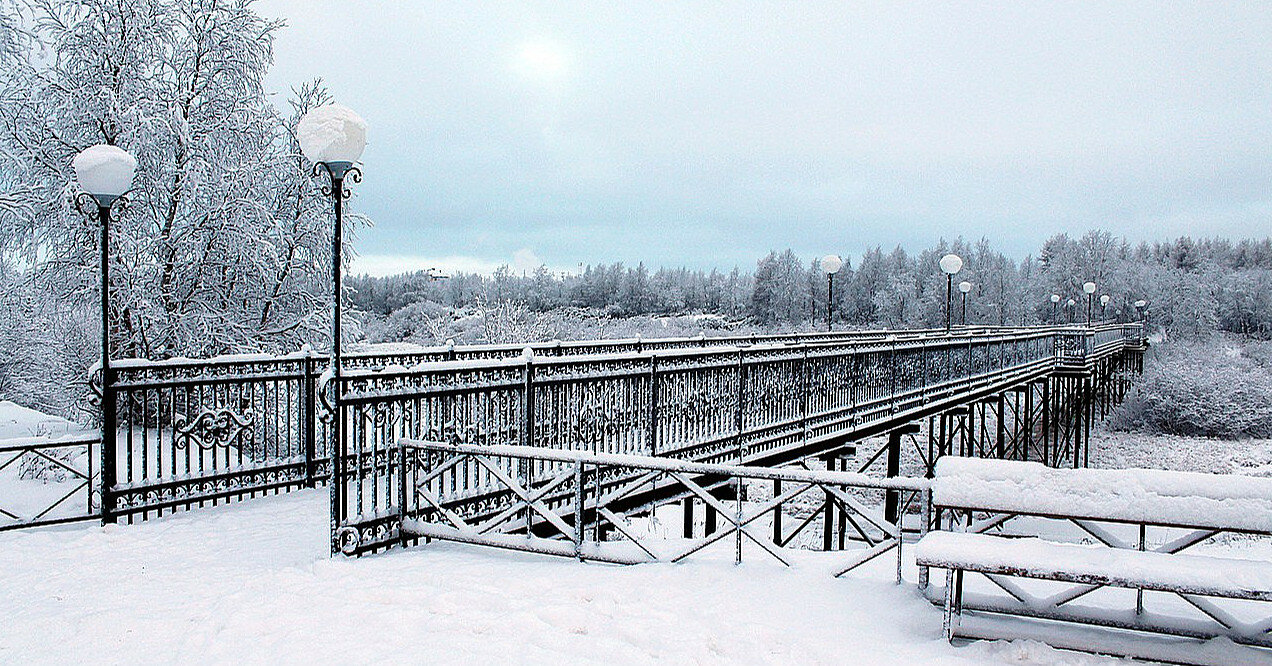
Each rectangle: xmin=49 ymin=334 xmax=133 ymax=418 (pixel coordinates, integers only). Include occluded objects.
xmin=0 ymin=0 xmax=361 ymax=417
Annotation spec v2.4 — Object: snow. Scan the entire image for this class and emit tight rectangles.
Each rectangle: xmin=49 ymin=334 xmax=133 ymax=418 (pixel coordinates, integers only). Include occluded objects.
xmin=916 ymin=531 xmax=1272 ymax=598
xmin=71 ymin=144 xmax=136 ymax=197
xmin=934 ymin=456 xmax=1272 ymax=532
xmin=0 ymin=400 xmax=88 ymax=439
xmin=0 ymin=489 xmax=1121 ymax=665
xmin=297 ymin=104 xmax=367 ymax=165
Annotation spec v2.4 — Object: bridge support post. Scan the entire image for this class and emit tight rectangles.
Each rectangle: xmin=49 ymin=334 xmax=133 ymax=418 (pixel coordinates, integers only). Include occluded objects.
xmin=885 ymin=423 xmax=920 ymax=524
xmin=772 ymin=479 xmax=782 ymax=545
xmin=682 ymin=497 xmax=693 ymax=539
xmin=822 ymin=454 xmax=835 ymax=551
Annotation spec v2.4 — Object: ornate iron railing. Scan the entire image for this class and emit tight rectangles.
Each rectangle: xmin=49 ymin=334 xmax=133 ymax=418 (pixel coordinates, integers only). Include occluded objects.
xmin=331 ymin=324 xmax=1142 ymax=554
xmin=0 ymin=323 xmax=1139 ymax=532
xmin=91 ymin=351 xmax=328 ymax=521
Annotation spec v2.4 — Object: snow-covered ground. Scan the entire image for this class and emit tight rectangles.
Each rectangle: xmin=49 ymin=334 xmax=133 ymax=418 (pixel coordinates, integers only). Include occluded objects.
xmin=0 ymin=488 xmax=1115 ymax=666
xmin=3 ymin=419 xmax=1271 ymax=664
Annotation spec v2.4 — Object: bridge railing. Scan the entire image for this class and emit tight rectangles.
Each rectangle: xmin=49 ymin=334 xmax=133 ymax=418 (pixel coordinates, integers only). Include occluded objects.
xmin=330 ymin=324 xmax=1141 ymax=554
xmin=390 ymin=440 xmax=932 ymax=578
xmin=49 ymin=322 xmax=1138 ymax=530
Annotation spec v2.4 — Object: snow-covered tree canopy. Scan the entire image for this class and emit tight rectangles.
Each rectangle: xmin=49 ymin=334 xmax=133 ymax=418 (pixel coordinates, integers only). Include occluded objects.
xmin=0 ymin=0 xmax=366 ymax=417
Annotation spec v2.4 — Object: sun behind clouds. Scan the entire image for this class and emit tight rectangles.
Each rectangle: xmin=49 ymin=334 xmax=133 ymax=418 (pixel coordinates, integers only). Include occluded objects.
xmin=512 ymin=39 xmax=568 ymax=83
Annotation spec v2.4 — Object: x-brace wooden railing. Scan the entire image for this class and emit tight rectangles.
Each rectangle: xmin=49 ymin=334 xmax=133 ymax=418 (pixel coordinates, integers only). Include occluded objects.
xmin=392 ymin=440 xmax=932 ymax=579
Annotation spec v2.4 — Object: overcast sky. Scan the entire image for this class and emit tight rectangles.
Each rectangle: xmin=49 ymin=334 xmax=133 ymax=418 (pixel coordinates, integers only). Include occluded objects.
xmin=257 ymin=1 xmax=1272 ymax=276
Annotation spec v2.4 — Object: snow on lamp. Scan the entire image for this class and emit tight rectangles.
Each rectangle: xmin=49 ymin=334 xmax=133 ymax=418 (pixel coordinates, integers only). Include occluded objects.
xmin=821 ymin=254 xmax=843 ymax=275
xmin=939 ymin=254 xmax=963 ymax=275
xmin=298 ymin=104 xmax=367 ymax=177
xmin=73 ymin=145 xmax=136 ymax=206
xmin=959 ymin=281 xmax=972 ymax=294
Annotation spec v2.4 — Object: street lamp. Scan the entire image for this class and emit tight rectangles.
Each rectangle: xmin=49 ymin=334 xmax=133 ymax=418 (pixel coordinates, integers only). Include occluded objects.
xmin=1066 ymin=298 xmax=1076 ymax=324
xmin=1082 ymin=281 xmax=1097 ymax=326
xmin=1134 ymin=299 xmax=1149 ymax=333
xmin=821 ymin=254 xmax=843 ymax=332
xmin=1100 ymin=294 xmax=1110 ymax=321
xmin=958 ymin=280 xmax=972 ymax=326
xmin=1050 ymin=294 xmax=1061 ymax=324
xmin=73 ymin=144 xmax=137 ymax=525
xmin=939 ymin=253 xmax=963 ymax=332
xmin=298 ymin=104 xmax=367 ymax=383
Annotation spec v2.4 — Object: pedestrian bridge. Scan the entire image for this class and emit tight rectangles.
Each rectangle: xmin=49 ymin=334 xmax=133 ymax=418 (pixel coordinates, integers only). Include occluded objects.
xmin=327 ymin=323 xmax=1145 ymax=555
xmin=2 ymin=323 xmax=1143 ymax=545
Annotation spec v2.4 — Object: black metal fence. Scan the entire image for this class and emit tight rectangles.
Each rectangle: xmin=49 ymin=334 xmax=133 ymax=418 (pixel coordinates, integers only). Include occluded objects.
xmin=331 ymin=324 xmax=1144 ymax=555
xmin=0 ymin=433 xmax=99 ymax=531
xmin=0 ymin=323 xmax=1144 ymax=533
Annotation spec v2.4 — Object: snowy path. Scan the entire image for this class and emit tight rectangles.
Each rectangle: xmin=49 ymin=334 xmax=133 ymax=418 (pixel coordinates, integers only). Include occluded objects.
xmin=0 ymin=489 xmax=1113 ymax=665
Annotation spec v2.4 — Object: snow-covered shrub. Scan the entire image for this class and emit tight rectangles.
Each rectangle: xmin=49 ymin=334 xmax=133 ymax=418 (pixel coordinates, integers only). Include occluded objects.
xmin=1108 ymin=338 xmax=1272 ymax=439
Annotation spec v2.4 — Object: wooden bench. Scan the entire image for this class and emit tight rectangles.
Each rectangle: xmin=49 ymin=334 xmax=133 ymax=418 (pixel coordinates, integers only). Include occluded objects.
xmin=915 ymin=457 xmax=1272 ymax=664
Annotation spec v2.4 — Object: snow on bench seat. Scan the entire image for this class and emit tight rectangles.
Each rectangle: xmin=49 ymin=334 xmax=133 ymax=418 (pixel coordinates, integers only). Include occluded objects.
xmin=934 ymin=457 xmax=1272 ymax=533
xmin=915 ymin=532 xmax=1272 ymax=602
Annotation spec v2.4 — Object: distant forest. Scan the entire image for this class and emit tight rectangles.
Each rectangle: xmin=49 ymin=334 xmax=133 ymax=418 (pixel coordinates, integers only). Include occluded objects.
xmin=348 ymin=231 xmax=1272 ymax=346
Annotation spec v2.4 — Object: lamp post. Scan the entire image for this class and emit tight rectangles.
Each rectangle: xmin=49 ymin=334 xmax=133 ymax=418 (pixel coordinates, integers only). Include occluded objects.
xmin=1050 ymin=294 xmax=1061 ymax=324
xmin=299 ymin=105 xmax=366 ymax=533
xmin=1066 ymin=298 xmax=1076 ymax=324
xmin=958 ymin=281 xmax=972 ymax=326
xmin=73 ymin=144 xmax=137 ymax=525
xmin=1082 ymin=281 xmax=1097 ymax=326
xmin=939 ymin=253 xmax=963 ymax=332
xmin=1134 ymin=299 xmax=1149 ymax=336
xmin=821 ymin=254 xmax=843 ymax=332
xmin=1100 ymin=294 xmax=1110 ymax=321
xmin=298 ymin=104 xmax=367 ymax=384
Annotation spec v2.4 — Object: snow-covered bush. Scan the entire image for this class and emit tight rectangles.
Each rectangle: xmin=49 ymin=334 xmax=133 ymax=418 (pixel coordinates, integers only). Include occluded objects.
xmin=1108 ymin=338 xmax=1272 ymax=439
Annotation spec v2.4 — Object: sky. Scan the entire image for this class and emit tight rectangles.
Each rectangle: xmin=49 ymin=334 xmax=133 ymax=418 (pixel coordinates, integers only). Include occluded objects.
xmin=256 ymin=1 xmax=1272 ymax=276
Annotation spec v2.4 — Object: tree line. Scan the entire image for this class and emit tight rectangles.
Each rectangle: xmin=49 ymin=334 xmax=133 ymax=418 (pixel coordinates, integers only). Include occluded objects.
xmin=350 ymin=232 xmax=1272 ymax=343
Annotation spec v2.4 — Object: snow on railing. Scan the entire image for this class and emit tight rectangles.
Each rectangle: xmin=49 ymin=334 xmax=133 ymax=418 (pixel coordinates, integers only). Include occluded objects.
xmin=386 ymin=439 xmax=931 ymax=577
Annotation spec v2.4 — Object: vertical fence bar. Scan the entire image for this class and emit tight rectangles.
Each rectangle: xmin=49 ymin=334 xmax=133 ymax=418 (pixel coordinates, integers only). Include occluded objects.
xmin=303 ymin=353 xmax=317 ymax=487
xmin=100 ymin=367 xmax=116 ymax=524
xmin=648 ymin=355 xmax=659 ymax=456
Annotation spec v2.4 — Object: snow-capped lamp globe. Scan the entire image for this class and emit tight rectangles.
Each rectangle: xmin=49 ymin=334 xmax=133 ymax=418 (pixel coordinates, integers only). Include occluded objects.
xmin=1100 ymin=294 xmax=1112 ymax=322
xmin=1082 ymin=281 xmax=1097 ymax=325
xmin=297 ymin=103 xmax=368 ymax=391
xmin=939 ymin=253 xmax=963 ymax=332
xmin=298 ymin=104 xmax=367 ymax=179
xmin=73 ymin=145 xmax=136 ymax=207
xmin=821 ymin=254 xmax=844 ymax=332
xmin=958 ymin=281 xmax=973 ymax=327
xmin=71 ymin=143 xmax=136 ymax=525
xmin=1049 ymin=293 xmax=1062 ymax=325
xmin=1101 ymin=294 xmax=1111 ymax=306
xmin=1050 ymin=294 xmax=1061 ymax=303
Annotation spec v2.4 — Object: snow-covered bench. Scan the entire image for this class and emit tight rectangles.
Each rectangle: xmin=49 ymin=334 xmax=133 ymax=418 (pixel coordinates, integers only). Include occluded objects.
xmin=915 ymin=457 xmax=1272 ymax=663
